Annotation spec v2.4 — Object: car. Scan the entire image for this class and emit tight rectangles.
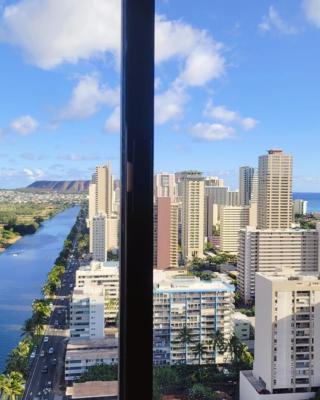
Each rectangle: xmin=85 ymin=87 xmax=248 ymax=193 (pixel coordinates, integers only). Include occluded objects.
xmin=54 ymin=320 xmax=59 ymax=326
xmin=41 ymin=365 xmax=48 ymax=373
xmin=40 ymin=350 xmax=45 ymax=357
xmin=44 ymin=336 xmax=49 ymax=342
xmin=51 ymin=358 xmax=57 ymax=366
xmin=48 ymin=347 xmax=54 ymax=354
xmin=30 ymin=351 xmax=36 ymax=359
xmin=46 ymin=381 xmax=52 ymax=388
xmin=69 ymin=284 xmax=73 ymax=288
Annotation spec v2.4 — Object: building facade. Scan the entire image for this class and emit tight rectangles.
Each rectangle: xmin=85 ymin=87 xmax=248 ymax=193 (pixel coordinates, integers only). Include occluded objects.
xmin=153 ymin=197 xmax=179 ymax=269
xmin=240 ymin=273 xmax=320 ymax=400
xmin=220 ymin=206 xmax=250 ymax=253
xmin=70 ymin=284 xmax=105 ymax=339
xmin=181 ymin=172 xmax=205 ymax=260
xmin=257 ymin=149 xmax=293 ymax=229
xmin=238 ymin=227 xmax=320 ymax=304
xmin=153 ymin=274 xmax=235 ymax=365
xmin=239 ymin=166 xmax=258 ymax=206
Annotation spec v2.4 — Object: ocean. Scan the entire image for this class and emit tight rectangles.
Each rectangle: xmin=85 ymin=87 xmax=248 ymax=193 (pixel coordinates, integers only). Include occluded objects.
xmin=293 ymin=193 xmax=320 ymax=213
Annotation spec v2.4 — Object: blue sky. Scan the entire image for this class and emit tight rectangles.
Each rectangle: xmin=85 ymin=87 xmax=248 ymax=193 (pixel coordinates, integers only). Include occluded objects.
xmin=0 ymin=0 xmax=320 ymax=190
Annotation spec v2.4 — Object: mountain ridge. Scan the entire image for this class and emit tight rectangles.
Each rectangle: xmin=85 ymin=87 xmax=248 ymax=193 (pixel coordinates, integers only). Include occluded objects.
xmin=26 ymin=180 xmax=90 ymax=193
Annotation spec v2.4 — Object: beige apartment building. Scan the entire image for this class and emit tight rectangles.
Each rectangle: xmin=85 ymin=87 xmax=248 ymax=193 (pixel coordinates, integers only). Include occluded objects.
xmin=238 ymin=226 xmax=320 ymax=303
xmin=240 ymin=272 xmax=320 ymax=400
xmin=153 ymin=197 xmax=179 ymax=269
xmin=257 ymin=149 xmax=293 ymax=229
xmin=220 ymin=206 xmax=250 ymax=253
xmin=181 ymin=172 xmax=205 ymax=260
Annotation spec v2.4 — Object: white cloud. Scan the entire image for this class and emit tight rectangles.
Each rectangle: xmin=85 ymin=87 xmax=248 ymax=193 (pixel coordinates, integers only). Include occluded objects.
xmin=58 ymin=153 xmax=102 ymax=161
xmin=303 ymin=0 xmax=320 ymax=27
xmin=105 ymin=106 xmax=120 ymax=133
xmin=0 ymin=0 xmax=121 ymax=69
xmin=258 ymin=6 xmax=298 ymax=34
xmin=155 ymin=15 xmax=225 ymax=86
xmin=190 ymin=123 xmax=235 ymax=141
xmin=23 ymin=168 xmax=44 ymax=180
xmin=60 ymin=75 xmax=119 ymax=120
xmin=0 ymin=3 xmax=225 ymax=89
xmin=10 ymin=115 xmax=38 ymax=134
xmin=204 ymin=100 xmax=258 ymax=131
xmin=155 ymin=84 xmax=188 ymax=125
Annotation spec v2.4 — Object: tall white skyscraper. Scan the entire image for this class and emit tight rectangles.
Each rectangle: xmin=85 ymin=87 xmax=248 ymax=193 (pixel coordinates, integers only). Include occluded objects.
xmin=239 ymin=166 xmax=258 ymax=206
xmin=240 ymin=272 xmax=320 ymax=400
xmin=181 ymin=172 xmax=205 ymax=260
xmin=257 ymin=149 xmax=293 ymax=229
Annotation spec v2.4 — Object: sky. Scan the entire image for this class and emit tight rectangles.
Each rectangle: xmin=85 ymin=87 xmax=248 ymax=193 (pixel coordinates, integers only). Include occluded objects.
xmin=0 ymin=0 xmax=320 ymax=190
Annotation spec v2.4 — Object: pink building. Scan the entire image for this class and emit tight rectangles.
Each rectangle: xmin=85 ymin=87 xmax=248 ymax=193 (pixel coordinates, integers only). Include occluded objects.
xmin=154 ymin=197 xmax=179 ymax=269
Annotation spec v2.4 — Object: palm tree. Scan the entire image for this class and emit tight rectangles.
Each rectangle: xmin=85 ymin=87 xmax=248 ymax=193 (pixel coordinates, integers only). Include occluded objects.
xmin=0 ymin=374 xmax=7 ymax=399
xmin=192 ymin=342 xmax=208 ymax=365
xmin=175 ymin=326 xmax=193 ymax=364
xmin=20 ymin=318 xmax=35 ymax=338
xmin=0 ymin=372 xmax=25 ymax=400
xmin=211 ymin=329 xmax=226 ymax=362
xmin=226 ymin=334 xmax=243 ymax=364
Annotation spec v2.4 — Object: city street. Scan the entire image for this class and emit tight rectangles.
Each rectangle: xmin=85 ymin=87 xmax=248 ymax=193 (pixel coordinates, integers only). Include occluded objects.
xmin=23 ymin=253 xmax=80 ymax=400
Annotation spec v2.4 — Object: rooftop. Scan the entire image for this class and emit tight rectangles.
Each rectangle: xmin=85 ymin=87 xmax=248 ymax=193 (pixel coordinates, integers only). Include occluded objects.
xmin=66 ymin=381 xmax=118 ymax=399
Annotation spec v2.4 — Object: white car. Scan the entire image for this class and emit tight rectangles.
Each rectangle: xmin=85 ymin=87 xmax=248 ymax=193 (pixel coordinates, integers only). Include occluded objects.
xmin=44 ymin=336 xmax=49 ymax=342
xmin=30 ymin=351 xmax=36 ymax=359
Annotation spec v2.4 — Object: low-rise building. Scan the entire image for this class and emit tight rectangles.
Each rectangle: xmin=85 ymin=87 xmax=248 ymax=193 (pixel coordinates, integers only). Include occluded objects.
xmin=65 ymin=338 xmax=118 ymax=382
xmin=234 ymin=312 xmax=251 ymax=341
xmin=153 ymin=273 xmax=235 ymax=365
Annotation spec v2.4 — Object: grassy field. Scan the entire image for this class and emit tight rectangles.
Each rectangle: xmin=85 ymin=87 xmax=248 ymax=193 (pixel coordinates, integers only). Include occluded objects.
xmin=0 ymin=202 xmax=66 ymax=252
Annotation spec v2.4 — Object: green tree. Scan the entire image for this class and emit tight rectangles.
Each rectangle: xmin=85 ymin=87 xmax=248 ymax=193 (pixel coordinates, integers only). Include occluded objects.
xmin=192 ymin=342 xmax=208 ymax=365
xmin=0 ymin=371 xmax=25 ymax=400
xmin=212 ymin=330 xmax=226 ymax=355
xmin=187 ymin=383 xmax=217 ymax=400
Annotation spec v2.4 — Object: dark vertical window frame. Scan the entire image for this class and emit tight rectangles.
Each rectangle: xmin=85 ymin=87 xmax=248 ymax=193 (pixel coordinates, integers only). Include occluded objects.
xmin=119 ymin=1 xmax=155 ymax=400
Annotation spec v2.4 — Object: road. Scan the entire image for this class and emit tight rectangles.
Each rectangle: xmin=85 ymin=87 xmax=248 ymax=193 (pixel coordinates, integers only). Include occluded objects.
xmin=23 ymin=240 xmax=81 ymax=400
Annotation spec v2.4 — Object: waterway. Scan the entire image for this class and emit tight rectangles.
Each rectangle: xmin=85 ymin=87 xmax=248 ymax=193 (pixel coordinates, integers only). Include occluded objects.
xmin=0 ymin=206 xmax=80 ymax=372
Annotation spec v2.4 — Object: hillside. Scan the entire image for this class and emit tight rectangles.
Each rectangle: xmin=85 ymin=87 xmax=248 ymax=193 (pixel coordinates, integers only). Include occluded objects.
xmin=26 ymin=180 xmax=90 ymax=193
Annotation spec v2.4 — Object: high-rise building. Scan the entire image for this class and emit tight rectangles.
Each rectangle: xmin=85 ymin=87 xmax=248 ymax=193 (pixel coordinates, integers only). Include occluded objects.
xmin=239 ymin=166 xmax=258 ymax=206
xmin=293 ymin=199 xmax=308 ymax=216
xmin=204 ymin=176 xmax=224 ymax=187
xmin=95 ymin=163 xmax=114 ymax=217
xmin=154 ymin=173 xmax=176 ymax=199
xmin=70 ymin=284 xmax=105 ymax=339
xmin=257 ymin=149 xmax=293 ymax=229
xmin=238 ymin=226 xmax=320 ymax=304
xmin=65 ymin=338 xmax=118 ymax=382
xmin=92 ymin=214 xmax=108 ymax=262
xmin=181 ymin=171 xmax=205 ymax=260
xmin=220 ymin=206 xmax=250 ymax=253
xmin=153 ymin=273 xmax=235 ymax=365
xmin=106 ymin=215 xmax=119 ymax=253
xmin=76 ymin=261 xmax=119 ymax=325
xmin=227 ymin=190 xmax=240 ymax=206
xmin=240 ymin=272 xmax=320 ymax=400
xmin=153 ymin=197 xmax=179 ymax=269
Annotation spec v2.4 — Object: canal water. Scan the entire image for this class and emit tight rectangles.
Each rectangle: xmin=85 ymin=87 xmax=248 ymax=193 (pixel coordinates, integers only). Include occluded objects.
xmin=0 ymin=206 xmax=79 ymax=371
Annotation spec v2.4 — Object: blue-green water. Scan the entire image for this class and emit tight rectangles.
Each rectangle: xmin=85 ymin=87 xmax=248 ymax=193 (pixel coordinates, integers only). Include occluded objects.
xmin=293 ymin=193 xmax=320 ymax=213
xmin=0 ymin=206 xmax=79 ymax=372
